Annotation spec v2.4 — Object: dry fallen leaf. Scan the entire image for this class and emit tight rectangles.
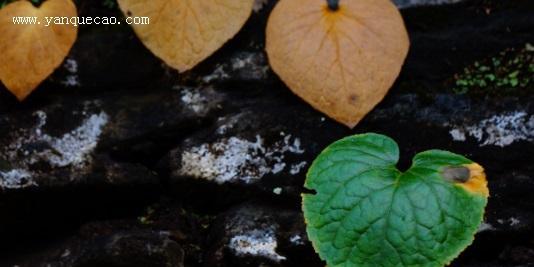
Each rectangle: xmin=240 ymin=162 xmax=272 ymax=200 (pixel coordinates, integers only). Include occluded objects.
xmin=117 ymin=0 xmax=254 ymax=72
xmin=266 ymin=0 xmax=410 ymax=128
xmin=0 ymin=0 xmax=78 ymax=101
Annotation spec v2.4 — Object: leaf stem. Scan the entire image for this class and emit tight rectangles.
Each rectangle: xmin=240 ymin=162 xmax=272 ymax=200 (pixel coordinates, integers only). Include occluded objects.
xmin=327 ymin=0 xmax=339 ymax=11
xmin=30 ymin=0 xmax=44 ymax=7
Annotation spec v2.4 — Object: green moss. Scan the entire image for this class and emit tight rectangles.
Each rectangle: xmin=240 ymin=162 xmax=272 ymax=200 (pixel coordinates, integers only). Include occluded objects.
xmin=452 ymin=44 xmax=534 ymax=95
xmin=0 ymin=0 xmax=14 ymax=8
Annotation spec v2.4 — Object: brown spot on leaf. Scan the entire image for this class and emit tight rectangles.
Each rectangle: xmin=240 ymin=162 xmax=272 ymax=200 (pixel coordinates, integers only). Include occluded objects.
xmin=442 ymin=166 xmax=470 ymax=183
xmin=348 ymin=94 xmax=359 ymax=104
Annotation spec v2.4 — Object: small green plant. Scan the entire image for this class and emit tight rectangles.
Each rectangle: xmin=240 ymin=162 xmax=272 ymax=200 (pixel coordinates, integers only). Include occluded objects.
xmin=102 ymin=0 xmax=116 ymax=9
xmin=0 ymin=0 xmax=14 ymax=8
xmin=302 ymin=133 xmax=489 ymax=267
xmin=453 ymin=44 xmax=534 ymax=95
xmin=137 ymin=206 xmax=155 ymax=225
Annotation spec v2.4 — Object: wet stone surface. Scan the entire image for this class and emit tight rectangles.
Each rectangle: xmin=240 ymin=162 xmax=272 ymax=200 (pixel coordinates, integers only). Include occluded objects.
xmin=204 ymin=203 xmax=313 ymax=267
xmin=1 ymin=0 xmax=534 ymax=266
xmin=393 ymin=0 xmax=465 ymax=9
xmin=35 ymin=230 xmax=185 ymax=267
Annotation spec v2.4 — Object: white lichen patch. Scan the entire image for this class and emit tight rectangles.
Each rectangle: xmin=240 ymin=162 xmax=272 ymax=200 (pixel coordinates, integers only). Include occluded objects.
xmin=477 ymin=222 xmax=495 ymax=233
xmin=62 ymin=76 xmax=80 ymax=87
xmin=289 ymin=234 xmax=304 ymax=245
xmin=253 ymin=0 xmax=269 ymax=12
xmin=215 ymin=114 xmax=244 ymax=135
xmin=271 ymin=162 xmax=286 ymax=174
xmin=203 ymin=53 xmax=269 ymax=82
xmin=509 ymin=217 xmax=521 ymax=226
xmin=40 ymin=112 xmax=109 ymax=167
xmin=230 ymin=53 xmax=270 ymax=77
xmin=3 ymin=110 xmax=109 ymax=170
xmin=449 ymin=129 xmax=466 ymax=142
xmin=64 ymin=58 xmax=78 ymax=73
xmin=229 ymin=229 xmax=286 ymax=262
xmin=203 ymin=64 xmax=229 ymax=83
xmin=178 ymin=134 xmax=305 ymax=184
xmin=216 ymin=123 xmax=232 ymax=135
xmin=0 ymin=169 xmax=37 ymax=189
xmin=450 ymin=111 xmax=534 ymax=147
xmin=179 ymin=87 xmax=209 ymax=114
xmin=60 ymin=249 xmax=71 ymax=258
xmin=272 ymin=187 xmax=282 ymax=195
xmin=290 ymin=161 xmax=307 ymax=175
xmin=394 ymin=0 xmax=464 ymax=9
xmin=497 ymin=217 xmax=522 ymax=227
xmin=61 ymin=58 xmax=80 ymax=87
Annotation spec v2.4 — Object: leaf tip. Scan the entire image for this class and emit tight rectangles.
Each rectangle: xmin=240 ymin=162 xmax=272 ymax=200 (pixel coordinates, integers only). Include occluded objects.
xmin=11 ymin=85 xmax=34 ymax=102
xmin=15 ymin=93 xmax=30 ymax=102
xmin=338 ymin=117 xmax=361 ymax=129
xmin=343 ymin=121 xmax=358 ymax=129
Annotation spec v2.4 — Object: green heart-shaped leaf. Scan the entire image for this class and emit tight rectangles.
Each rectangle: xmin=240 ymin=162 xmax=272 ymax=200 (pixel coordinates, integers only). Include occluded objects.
xmin=303 ymin=133 xmax=489 ymax=267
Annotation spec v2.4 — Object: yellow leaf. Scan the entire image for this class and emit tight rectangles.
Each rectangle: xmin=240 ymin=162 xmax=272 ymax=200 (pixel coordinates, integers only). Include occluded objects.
xmin=266 ymin=0 xmax=410 ymax=128
xmin=117 ymin=0 xmax=254 ymax=72
xmin=0 ymin=0 xmax=78 ymax=101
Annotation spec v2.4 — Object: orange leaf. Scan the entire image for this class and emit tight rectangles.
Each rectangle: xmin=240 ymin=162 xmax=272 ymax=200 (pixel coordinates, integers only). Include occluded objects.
xmin=117 ymin=0 xmax=254 ymax=72
xmin=0 ymin=0 xmax=78 ymax=101
xmin=266 ymin=0 xmax=410 ymax=128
